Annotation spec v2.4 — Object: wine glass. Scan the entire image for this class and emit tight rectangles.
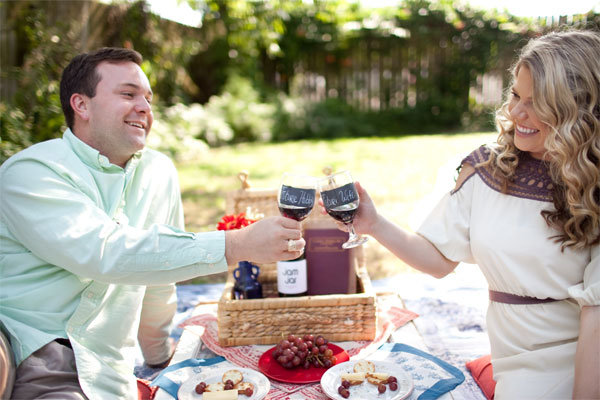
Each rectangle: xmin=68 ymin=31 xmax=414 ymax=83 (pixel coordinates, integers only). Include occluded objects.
xmin=278 ymin=173 xmax=317 ymax=222
xmin=318 ymin=170 xmax=368 ymax=249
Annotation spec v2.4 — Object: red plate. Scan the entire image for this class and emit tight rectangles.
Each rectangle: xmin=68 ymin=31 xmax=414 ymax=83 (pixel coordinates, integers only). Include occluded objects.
xmin=258 ymin=343 xmax=350 ymax=383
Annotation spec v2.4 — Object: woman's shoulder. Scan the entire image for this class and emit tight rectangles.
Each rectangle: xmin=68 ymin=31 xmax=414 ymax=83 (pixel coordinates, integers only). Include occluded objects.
xmin=451 ymin=145 xmax=492 ymax=193
xmin=461 ymin=145 xmax=493 ymax=167
xmin=456 ymin=145 xmax=554 ymax=202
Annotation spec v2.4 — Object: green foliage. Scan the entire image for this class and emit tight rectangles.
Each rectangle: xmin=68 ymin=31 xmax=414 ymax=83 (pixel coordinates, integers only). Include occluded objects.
xmin=149 ymin=75 xmax=275 ymax=154
xmin=3 ymin=0 xmax=598 ymax=165
xmin=147 ymin=104 xmax=211 ymax=162
xmin=118 ymin=1 xmax=203 ymax=104
xmin=189 ymin=0 xmax=539 ymax=137
xmin=272 ymin=97 xmax=370 ymax=140
xmin=270 ymin=94 xmax=490 ymax=142
xmin=0 ymin=104 xmax=33 ymax=163
xmin=0 ymin=5 xmax=77 ymax=163
xmin=207 ymin=75 xmax=276 ymax=143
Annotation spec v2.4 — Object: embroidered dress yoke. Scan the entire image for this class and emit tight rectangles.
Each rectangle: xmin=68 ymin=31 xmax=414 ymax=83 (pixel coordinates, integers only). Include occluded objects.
xmin=417 ymin=146 xmax=599 ymax=399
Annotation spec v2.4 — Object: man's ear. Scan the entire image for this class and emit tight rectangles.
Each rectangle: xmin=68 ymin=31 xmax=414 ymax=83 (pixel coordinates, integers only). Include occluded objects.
xmin=70 ymin=93 xmax=90 ymax=121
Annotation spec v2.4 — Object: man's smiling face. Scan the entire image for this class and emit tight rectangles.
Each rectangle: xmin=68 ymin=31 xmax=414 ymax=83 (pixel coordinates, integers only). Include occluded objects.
xmin=84 ymin=61 xmax=153 ymax=167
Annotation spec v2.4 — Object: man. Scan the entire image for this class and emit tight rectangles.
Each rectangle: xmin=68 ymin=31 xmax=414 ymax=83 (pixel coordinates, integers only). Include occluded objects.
xmin=0 ymin=47 xmax=304 ymax=399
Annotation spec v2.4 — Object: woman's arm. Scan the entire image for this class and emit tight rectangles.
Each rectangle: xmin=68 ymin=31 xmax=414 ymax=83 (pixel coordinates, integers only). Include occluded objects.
xmin=369 ymin=213 xmax=458 ymax=278
xmin=573 ymin=305 xmax=600 ymax=399
xmin=344 ymin=181 xmax=458 ymax=278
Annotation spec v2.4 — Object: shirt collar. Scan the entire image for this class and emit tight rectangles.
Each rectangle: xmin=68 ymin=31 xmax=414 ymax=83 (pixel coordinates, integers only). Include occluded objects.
xmin=63 ymin=128 xmax=144 ymax=172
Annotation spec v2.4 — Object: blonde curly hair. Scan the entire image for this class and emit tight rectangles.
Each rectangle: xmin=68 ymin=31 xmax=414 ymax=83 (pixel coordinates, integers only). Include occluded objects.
xmin=487 ymin=29 xmax=600 ymax=250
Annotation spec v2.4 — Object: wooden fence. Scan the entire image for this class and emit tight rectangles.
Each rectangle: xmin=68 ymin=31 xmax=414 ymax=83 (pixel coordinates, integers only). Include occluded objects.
xmin=267 ymin=12 xmax=599 ymax=114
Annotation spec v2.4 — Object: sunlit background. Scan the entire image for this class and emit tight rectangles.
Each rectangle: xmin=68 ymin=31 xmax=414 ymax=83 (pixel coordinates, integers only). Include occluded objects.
xmin=146 ymin=0 xmax=600 ymax=27
xmin=2 ymin=0 xmax=599 ymax=277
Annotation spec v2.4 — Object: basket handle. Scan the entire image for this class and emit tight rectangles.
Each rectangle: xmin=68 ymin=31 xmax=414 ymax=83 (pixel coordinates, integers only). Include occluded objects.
xmin=237 ymin=171 xmax=252 ymax=189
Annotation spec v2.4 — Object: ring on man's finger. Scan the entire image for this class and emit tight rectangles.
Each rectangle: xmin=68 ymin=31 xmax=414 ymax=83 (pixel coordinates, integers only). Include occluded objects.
xmin=287 ymin=239 xmax=301 ymax=252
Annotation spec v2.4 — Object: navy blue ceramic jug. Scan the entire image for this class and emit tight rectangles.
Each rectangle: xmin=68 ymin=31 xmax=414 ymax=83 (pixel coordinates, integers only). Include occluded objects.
xmin=233 ymin=261 xmax=263 ymax=299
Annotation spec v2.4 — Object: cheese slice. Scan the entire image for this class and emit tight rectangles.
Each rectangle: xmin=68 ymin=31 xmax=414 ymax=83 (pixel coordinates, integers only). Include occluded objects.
xmin=367 ymin=372 xmax=390 ymax=380
xmin=201 ymin=389 xmax=238 ymax=399
xmin=340 ymin=372 xmax=365 ymax=385
xmin=366 ymin=372 xmax=390 ymax=384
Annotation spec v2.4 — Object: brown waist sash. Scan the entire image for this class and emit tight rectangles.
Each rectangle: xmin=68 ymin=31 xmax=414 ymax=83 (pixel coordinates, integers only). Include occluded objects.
xmin=489 ymin=290 xmax=561 ymax=305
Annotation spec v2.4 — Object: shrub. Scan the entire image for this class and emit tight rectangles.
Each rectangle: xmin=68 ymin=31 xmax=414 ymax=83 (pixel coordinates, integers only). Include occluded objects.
xmin=204 ymin=75 xmax=276 ymax=144
xmin=147 ymin=104 xmax=210 ymax=162
xmin=0 ymin=103 xmax=34 ymax=164
xmin=148 ymin=75 xmax=277 ymax=159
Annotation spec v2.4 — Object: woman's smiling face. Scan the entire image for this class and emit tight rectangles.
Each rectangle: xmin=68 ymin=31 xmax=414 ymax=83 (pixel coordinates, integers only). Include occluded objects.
xmin=508 ymin=66 xmax=550 ymax=160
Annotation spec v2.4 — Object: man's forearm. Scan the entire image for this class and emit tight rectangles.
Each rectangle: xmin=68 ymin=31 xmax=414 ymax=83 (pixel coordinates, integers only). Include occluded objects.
xmin=138 ymin=284 xmax=177 ymax=365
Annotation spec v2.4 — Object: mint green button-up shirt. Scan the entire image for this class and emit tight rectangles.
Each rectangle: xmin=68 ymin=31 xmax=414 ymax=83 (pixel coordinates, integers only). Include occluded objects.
xmin=0 ymin=129 xmax=228 ymax=398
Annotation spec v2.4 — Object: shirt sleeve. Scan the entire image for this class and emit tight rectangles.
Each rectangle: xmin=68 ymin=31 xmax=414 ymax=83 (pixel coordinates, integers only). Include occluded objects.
xmin=0 ymin=155 xmax=227 ymax=285
xmin=416 ymin=173 xmax=476 ymax=264
xmin=568 ymin=244 xmax=600 ymax=307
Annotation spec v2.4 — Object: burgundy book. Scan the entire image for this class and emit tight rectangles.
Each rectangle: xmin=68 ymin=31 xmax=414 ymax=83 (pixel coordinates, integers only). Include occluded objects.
xmin=304 ymin=228 xmax=357 ymax=295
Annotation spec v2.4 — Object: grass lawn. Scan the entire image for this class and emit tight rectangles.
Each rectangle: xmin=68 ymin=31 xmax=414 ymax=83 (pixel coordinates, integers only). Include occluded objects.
xmin=177 ymin=131 xmax=497 ymax=283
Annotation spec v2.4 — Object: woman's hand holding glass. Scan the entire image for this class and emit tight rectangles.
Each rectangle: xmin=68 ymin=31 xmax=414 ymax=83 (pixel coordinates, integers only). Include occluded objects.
xmin=342 ymin=181 xmax=379 ymax=234
xmin=319 ymin=181 xmax=378 ymax=234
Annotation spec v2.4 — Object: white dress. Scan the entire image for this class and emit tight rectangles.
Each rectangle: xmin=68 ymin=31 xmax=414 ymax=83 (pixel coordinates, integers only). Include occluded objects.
xmin=417 ymin=146 xmax=600 ymax=399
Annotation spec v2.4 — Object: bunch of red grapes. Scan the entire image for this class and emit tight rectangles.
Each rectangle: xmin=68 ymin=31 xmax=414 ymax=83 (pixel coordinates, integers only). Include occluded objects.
xmin=271 ymin=334 xmax=337 ymax=369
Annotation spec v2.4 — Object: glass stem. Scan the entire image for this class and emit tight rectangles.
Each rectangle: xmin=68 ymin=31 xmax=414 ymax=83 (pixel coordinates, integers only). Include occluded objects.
xmin=347 ymin=223 xmax=358 ymax=241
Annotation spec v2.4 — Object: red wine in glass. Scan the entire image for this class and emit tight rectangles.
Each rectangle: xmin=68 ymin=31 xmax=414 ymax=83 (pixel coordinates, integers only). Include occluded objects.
xmin=319 ymin=171 xmax=368 ymax=249
xmin=325 ymin=205 xmax=358 ymax=224
xmin=278 ymin=204 xmax=313 ymax=221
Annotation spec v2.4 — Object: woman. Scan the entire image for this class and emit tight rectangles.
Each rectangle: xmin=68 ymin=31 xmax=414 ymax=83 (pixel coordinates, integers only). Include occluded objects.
xmin=339 ymin=30 xmax=600 ymax=399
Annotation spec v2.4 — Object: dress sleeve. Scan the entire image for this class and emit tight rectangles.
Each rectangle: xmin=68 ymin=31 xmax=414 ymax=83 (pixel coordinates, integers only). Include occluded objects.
xmin=416 ymin=172 xmax=476 ymax=264
xmin=568 ymin=244 xmax=600 ymax=307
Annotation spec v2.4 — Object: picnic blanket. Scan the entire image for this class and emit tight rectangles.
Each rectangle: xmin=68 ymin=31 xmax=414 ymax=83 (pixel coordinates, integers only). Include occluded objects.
xmin=136 ymin=264 xmax=490 ymax=399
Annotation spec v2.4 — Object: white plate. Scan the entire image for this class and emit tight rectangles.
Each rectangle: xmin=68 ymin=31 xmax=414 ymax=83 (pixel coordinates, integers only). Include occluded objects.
xmin=177 ymin=367 xmax=270 ymax=400
xmin=320 ymin=360 xmax=413 ymax=400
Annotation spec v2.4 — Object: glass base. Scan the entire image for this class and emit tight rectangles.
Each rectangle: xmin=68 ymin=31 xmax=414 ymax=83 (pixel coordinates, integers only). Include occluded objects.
xmin=341 ymin=235 xmax=368 ymax=249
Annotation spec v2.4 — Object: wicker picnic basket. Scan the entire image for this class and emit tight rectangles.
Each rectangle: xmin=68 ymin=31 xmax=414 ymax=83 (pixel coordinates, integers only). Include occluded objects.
xmin=216 ymin=172 xmax=377 ymax=347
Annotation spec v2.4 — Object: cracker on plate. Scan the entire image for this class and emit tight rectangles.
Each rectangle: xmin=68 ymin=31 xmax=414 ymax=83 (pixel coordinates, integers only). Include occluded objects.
xmin=222 ymin=369 xmax=243 ymax=385
xmin=234 ymin=381 xmax=254 ymax=394
xmin=353 ymin=360 xmax=375 ymax=374
xmin=205 ymin=382 xmax=225 ymax=392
